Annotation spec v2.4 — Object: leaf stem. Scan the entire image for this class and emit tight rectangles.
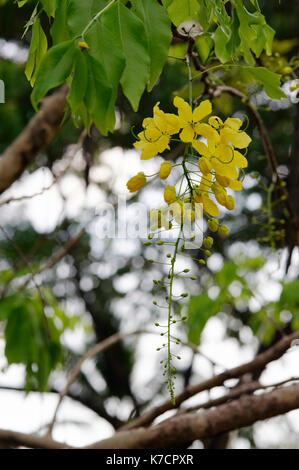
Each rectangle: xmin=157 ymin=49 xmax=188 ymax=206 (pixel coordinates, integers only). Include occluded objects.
xmin=81 ymin=0 xmax=117 ymax=40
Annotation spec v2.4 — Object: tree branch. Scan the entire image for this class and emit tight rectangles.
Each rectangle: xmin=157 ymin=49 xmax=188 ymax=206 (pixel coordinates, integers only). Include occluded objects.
xmin=86 ymin=383 xmax=299 ymax=449
xmin=0 ymin=85 xmax=68 ymax=195
xmin=121 ymin=331 xmax=299 ymax=430
xmin=0 ymin=429 xmax=70 ymax=449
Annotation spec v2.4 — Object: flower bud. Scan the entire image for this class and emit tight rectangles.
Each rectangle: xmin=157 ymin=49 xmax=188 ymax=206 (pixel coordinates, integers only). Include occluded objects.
xmin=127 ymin=172 xmax=146 ymax=192
xmin=164 ymin=185 xmax=177 ymax=204
xmin=219 ymin=224 xmax=229 ymax=237
xmin=225 ymin=195 xmax=235 ymax=211
xmin=198 ymin=157 xmax=212 ymax=175
xmin=204 ymin=237 xmax=213 ymax=249
xmin=208 ymin=218 xmax=219 ymax=232
xmin=159 ymin=161 xmax=172 ymax=180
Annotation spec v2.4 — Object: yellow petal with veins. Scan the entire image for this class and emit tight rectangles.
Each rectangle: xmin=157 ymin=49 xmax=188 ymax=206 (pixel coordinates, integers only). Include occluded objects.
xmin=195 ymin=123 xmax=220 ymax=145
xmin=211 ymin=158 xmax=239 ymax=178
xmin=173 ymin=96 xmax=193 ymax=123
xmin=192 ymin=100 xmax=212 ymax=122
xmin=224 ymin=117 xmax=242 ymax=130
xmin=221 ymin=127 xmax=251 ymax=149
xmin=192 ymin=140 xmax=212 ymax=157
xmin=234 ymin=150 xmax=248 ymax=168
xmin=180 ymin=125 xmax=195 ymax=143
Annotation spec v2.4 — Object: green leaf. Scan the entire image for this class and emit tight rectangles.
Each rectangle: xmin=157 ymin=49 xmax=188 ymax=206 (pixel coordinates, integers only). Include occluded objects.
xmin=66 ymin=0 xmax=107 ymax=36
xmin=86 ymin=19 xmax=125 ymax=132
xmin=195 ymin=33 xmax=213 ymax=63
xmin=162 ymin=0 xmax=199 ymax=26
xmin=243 ymin=66 xmax=287 ymax=100
xmin=25 ymin=18 xmax=48 ymax=86
xmin=0 ymin=294 xmax=63 ymax=390
xmin=198 ymin=0 xmax=212 ymax=31
xmin=280 ymin=280 xmax=299 ymax=309
xmin=31 ymin=40 xmax=76 ymax=109
xmin=40 ymin=0 xmax=57 ymax=17
xmin=84 ymin=54 xmax=113 ymax=135
xmin=226 ymin=8 xmax=241 ymax=59
xmin=102 ymin=2 xmax=150 ymax=111
xmin=67 ymin=50 xmax=88 ymax=114
xmin=234 ymin=0 xmax=271 ymax=65
xmin=51 ymin=0 xmax=71 ymax=44
xmin=131 ymin=0 xmax=171 ymax=91
xmin=214 ymin=26 xmax=231 ymax=63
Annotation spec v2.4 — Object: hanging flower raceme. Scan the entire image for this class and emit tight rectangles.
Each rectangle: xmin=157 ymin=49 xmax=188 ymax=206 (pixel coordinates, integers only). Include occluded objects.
xmin=126 ymin=95 xmax=251 ymax=403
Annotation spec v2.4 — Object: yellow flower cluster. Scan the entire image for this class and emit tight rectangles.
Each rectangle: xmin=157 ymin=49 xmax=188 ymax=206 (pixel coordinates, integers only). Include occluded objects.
xmin=127 ymin=96 xmax=251 ymax=235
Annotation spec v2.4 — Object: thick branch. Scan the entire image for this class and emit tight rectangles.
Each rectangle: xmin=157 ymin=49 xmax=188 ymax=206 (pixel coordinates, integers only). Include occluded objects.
xmin=87 ymin=383 xmax=299 ymax=449
xmin=0 ymin=86 xmax=68 ymax=194
xmin=121 ymin=331 xmax=299 ymax=430
xmin=0 ymin=429 xmax=69 ymax=449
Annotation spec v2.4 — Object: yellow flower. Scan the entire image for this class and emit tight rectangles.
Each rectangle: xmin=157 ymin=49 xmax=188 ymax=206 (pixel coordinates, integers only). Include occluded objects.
xmin=126 ymin=172 xmax=146 ymax=193
xmin=197 ymin=117 xmax=251 ymax=178
xmin=216 ymin=117 xmax=252 ymax=149
xmin=194 ymin=188 xmax=219 ymax=218
xmin=173 ymin=96 xmax=212 ymax=143
xmin=159 ymin=161 xmax=172 ymax=180
xmin=164 ymin=185 xmax=177 ymax=204
xmin=134 ymin=102 xmax=180 ymax=160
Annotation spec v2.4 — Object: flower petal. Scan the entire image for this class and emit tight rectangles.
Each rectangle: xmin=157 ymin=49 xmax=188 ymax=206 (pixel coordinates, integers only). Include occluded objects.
xmin=193 ymin=100 xmax=212 ymax=122
xmin=234 ymin=150 xmax=248 ymax=168
xmin=229 ymin=179 xmax=243 ymax=191
xmin=221 ymin=127 xmax=251 ymax=149
xmin=202 ymin=195 xmax=219 ymax=217
xmin=192 ymin=140 xmax=212 ymax=157
xmin=215 ymin=143 xmax=234 ymax=163
xmin=211 ymin=158 xmax=239 ymax=178
xmin=224 ymin=117 xmax=242 ymax=130
xmin=195 ymin=123 xmax=220 ymax=145
xmin=173 ymin=96 xmax=193 ymax=123
xmin=180 ymin=125 xmax=195 ymax=142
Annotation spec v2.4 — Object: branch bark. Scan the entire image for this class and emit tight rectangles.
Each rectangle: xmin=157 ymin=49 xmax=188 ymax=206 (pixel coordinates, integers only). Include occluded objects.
xmin=86 ymin=383 xmax=299 ymax=449
xmin=121 ymin=331 xmax=299 ymax=430
xmin=0 ymin=85 xmax=68 ymax=195
xmin=0 ymin=429 xmax=69 ymax=449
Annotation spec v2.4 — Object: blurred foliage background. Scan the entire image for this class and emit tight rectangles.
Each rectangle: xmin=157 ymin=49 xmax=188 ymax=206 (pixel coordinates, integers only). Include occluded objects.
xmin=0 ymin=0 xmax=299 ymax=448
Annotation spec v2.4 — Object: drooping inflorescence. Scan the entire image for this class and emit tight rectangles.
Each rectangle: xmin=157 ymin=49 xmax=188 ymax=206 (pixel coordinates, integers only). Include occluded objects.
xmin=127 ymin=96 xmax=251 ymax=403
